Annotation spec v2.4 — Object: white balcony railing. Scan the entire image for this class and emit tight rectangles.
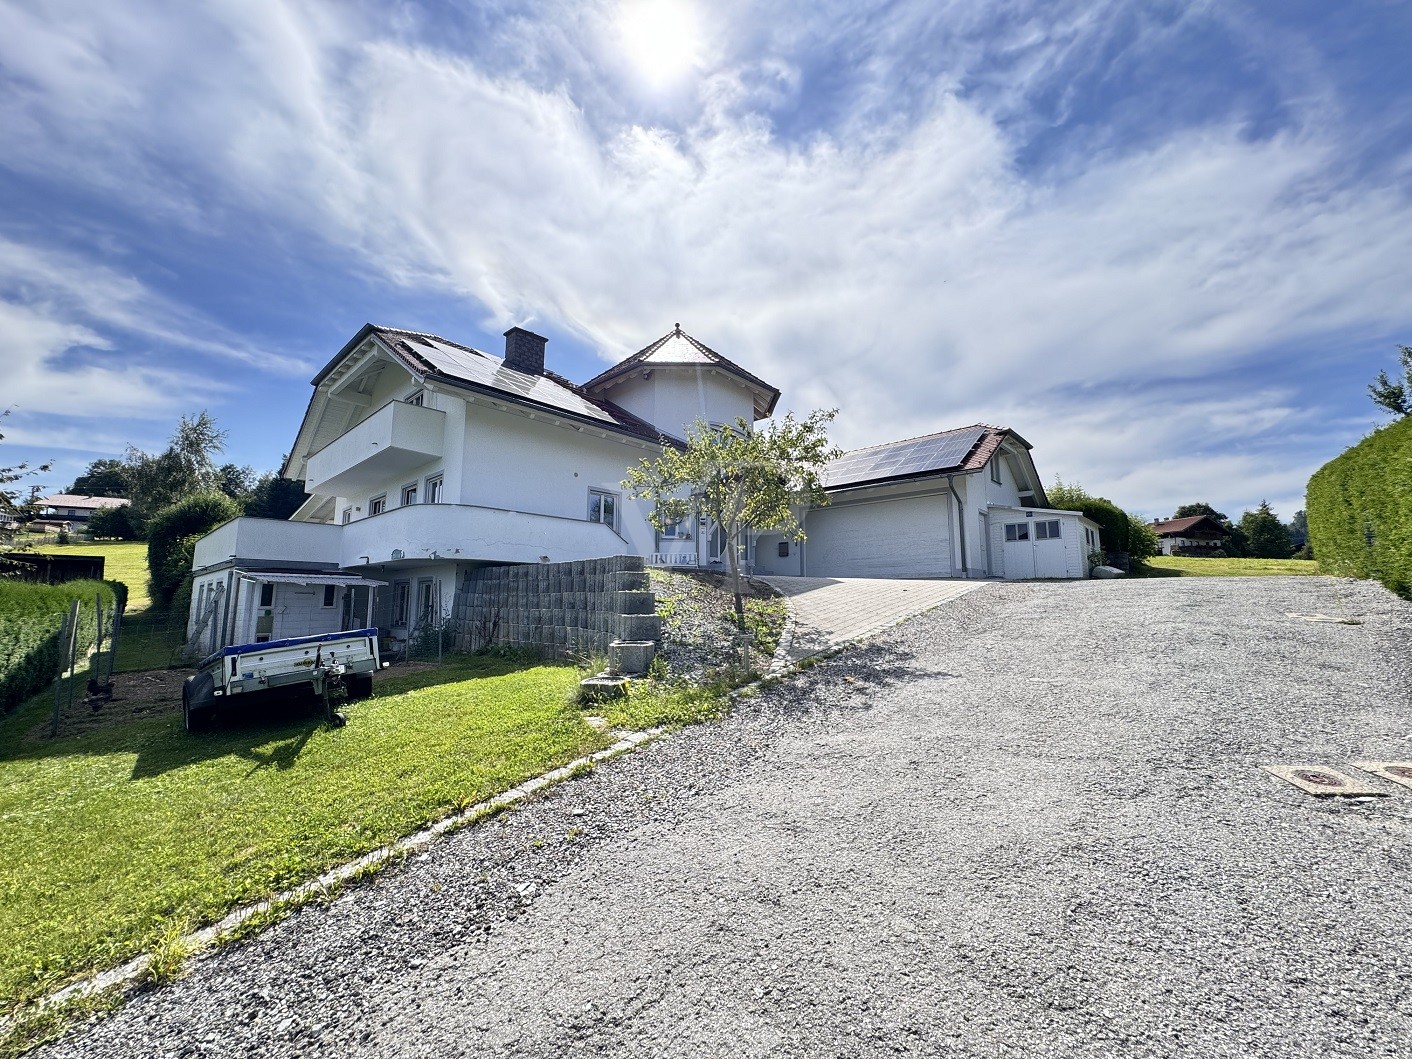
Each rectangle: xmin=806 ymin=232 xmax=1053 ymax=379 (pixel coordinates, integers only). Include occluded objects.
xmin=305 ymin=400 xmax=444 ymax=496
xmin=192 ymin=517 xmax=343 ymax=571
xmin=339 ymin=504 xmax=627 ymax=568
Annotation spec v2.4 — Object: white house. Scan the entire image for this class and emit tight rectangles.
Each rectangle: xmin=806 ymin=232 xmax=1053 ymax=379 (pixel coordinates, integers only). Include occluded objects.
xmin=40 ymin=494 xmax=128 ymax=524
xmin=186 ymin=323 xmax=1099 ymax=653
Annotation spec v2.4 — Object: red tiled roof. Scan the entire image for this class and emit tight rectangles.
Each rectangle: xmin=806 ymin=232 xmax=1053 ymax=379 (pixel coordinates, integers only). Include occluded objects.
xmin=1151 ymin=515 xmax=1229 ymax=536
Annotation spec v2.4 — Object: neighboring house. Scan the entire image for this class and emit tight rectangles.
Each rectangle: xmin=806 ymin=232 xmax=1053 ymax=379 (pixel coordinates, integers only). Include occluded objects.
xmin=186 ymin=323 xmax=1099 ymax=650
xmin=753 ymin=425 xmax=1103 ymax=580
xmin=40 ymin=494 xmax=128 ymax=523
xmin=1150 ymin=515 xmax=1232 ymax=556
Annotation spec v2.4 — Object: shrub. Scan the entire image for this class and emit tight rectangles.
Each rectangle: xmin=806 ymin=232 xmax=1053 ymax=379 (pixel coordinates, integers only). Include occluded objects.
xmin=87 ymin=504 xmax=139 ymax=541
xmin=1048 ymin=481 xmax=1158 ymax=563
xmin=145 ymin=493 xmax=241 ymax=609
xmin=1307 ymin=416 xmax=1412 ymax=598
xmin=0 ymin=579 xmax=119 ymax=712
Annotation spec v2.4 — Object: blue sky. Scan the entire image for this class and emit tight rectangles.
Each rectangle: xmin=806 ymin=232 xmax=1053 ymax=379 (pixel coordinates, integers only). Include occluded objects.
xmin=2 ymin=0 xmax=1410 ymax=521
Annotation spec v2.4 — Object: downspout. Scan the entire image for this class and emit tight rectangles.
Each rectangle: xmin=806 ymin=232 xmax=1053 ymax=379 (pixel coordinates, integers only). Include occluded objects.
xmin=947 ymin=475 xmax=969 ymax=578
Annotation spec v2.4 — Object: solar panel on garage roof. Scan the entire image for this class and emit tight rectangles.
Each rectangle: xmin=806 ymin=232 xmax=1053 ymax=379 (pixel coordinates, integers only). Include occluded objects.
xmin=825 ymin=426 xmax=988 ymax=487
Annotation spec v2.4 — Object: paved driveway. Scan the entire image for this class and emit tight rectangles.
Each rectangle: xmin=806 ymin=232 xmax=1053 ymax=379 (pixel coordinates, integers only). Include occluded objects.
xmin=758 ymin=575 xmax=984 ymax=661
xmin=41 ymin=576 xmax=1412 ymax=1058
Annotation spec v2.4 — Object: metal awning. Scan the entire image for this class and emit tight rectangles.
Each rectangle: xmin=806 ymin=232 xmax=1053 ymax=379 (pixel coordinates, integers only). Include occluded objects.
xmin=236 ymin=572 xmax=387 ymax=588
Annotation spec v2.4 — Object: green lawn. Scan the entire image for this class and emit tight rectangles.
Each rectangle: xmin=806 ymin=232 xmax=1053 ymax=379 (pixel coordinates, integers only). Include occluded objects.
xmin=33 ymin=542 xmax=152 ymax=613
xmin=32 ymin=542 xmax=186 ymax=670
xmin=0 ymin=657 xmax=616 ymax=1010
xmin=1141 ymin=556 xmax=1322 ymax=577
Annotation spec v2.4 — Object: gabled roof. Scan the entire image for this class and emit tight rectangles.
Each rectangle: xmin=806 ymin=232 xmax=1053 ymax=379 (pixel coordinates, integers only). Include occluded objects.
xmin=583 ymin=325 xmax=781 ymax=420
xmin=1151 ymin=515 xmax=1230 ymax=537
xmin=285 ymin=324 xmax=673 ymax=478
xmin=822 ymin=424 xmax=1033 ymax=491
xmin=42 ymin=494 xmax=128 ymax=509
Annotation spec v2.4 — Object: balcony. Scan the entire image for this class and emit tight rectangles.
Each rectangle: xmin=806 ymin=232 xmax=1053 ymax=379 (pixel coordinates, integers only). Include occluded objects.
xmin=305 ymin=400 xmax=445 ymax=496
xmin=339 ymin=504 xmax=627 ymax=569
xmin=192 ymin=517 xmax=343 ymax=571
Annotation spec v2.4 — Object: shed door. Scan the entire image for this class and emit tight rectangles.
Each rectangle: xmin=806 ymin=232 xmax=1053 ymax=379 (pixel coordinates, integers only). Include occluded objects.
xmin=1003 ymin=517 xmax=1071 ymax=579
xmin=805 ymin=495 xmax=951 ymax=578
xmin=1002 ymin=521 xmax=1036 ymax=579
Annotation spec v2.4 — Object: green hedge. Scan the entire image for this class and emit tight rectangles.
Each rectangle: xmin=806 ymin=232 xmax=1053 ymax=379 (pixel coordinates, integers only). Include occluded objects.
xmin=0 ymin=579 xmax=120 ymax=713
xmin=1306 ymin=416 xmax=1412 ymax=598
xmin=146 ymin=493 xmax=241 ymax=608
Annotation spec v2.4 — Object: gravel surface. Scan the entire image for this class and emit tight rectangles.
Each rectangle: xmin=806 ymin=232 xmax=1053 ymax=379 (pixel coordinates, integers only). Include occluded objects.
xmin=38 ymin=575 xmax=1412 ymax=1058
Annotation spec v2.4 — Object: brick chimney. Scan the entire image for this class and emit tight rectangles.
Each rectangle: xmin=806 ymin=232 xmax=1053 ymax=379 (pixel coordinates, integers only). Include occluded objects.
xmin=503 ymin=326 xmax=547 ymax=375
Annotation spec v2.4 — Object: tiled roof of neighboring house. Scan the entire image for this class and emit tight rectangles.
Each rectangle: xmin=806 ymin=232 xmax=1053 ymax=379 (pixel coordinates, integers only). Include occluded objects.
xmin=346 ymin=324 xmax=672 ymax=444
xmin=1151 ymin=515 xmax=1230 ymax=537
xmin=583 ymin=325 xmax=781 ymax=419
xmin=823 ymin=424 xmax=1028 ymax=489
xmin=42 ymin=495 xmax=129 ymax=509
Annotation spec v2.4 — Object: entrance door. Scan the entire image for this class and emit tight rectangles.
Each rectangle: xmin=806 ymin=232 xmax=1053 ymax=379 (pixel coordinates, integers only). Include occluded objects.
xmin=1001 ymin=521 xmax=1036 ymax=579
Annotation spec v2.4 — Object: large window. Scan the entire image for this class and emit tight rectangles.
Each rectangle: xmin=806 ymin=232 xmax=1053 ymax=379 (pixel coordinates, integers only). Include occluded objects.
xmin=588 ymin=489 xmax=616 ymax=530
xmin=425 ymin=475 xmax=443 ymax=504
xmin=391 ymin=581 xmax=410 ymax=627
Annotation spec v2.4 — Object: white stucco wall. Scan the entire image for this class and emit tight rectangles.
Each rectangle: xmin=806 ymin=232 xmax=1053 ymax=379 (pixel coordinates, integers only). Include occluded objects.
xmin=601 ymin=369 xmax=757 ymax=439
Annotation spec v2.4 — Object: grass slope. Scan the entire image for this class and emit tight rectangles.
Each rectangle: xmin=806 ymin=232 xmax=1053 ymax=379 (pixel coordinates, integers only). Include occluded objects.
xmin=1142 ymin=556 xmax=1322 ymax=577
xmin=33 ymin=542 xmax=184 ymax=670
xmin=0 ymin=657 xmax=611 ymax=1009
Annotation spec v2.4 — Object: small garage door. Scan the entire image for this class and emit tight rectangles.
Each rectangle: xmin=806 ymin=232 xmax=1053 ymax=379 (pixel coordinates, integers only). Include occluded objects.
xmin=805 ymin=495 xmax=951 ymax=578
xmin=1001 ymin=516 xmax=1072 ymax=579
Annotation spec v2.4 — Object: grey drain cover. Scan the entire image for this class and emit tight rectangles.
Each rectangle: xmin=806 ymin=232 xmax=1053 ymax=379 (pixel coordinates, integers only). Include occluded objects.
xmin=1350 ymin=761 xmax=1412 ymax=792
xmin=1261 ymin=764 xmax=1387 ymax=797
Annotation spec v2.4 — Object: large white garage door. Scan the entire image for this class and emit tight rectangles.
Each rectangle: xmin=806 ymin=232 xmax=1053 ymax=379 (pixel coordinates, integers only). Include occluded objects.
xmin=805 ymin=495 xmax=952 ymax=578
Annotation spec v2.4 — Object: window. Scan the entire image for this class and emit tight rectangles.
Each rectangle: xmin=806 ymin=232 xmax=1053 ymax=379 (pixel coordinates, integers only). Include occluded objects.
xmin=322 ymin=585 xmax=337 ymax=608
xmin=1005 ymin=523 xmax=1030 ymax=542
xmin=401 ymin=483 xmax=418 ymax=507
xmin=406 ymin=390 xmax=424 ymax=406
xmin=588 ymin=489 xmax=616 ymax=529
xmin=259 ymin=583 xmax=275 ymax=607
xmin=341 ymin=507 xmax=353 ymax=525
xmin=1035 ymin=520 xmax=1062 ymax=540
xmin=991 ymin=458 xmax=1002 ymax=485
xmin=392 ymin=581 xmax=410 ymax=627
xmin=417 ymin=579 xmax=436 ymax=627
xmin=369 ymin=495 xmax=386 ymax=516
xmin=425 ymin=475 xmax=443 ymax=504
xmin=778 ymin=541 xmax=790 ymax=558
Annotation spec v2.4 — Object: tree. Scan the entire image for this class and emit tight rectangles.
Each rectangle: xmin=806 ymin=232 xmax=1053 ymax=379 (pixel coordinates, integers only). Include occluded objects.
xmin=0 ymin=409 xmax=51 ymax=520
xmin=215 ymin=462 xmax=256 ymax=502
xmin=244 ymin=474 xmax=310 ymax=520
xmin=1238 ymin=501 xmax=1294 ymax=559
xmin=1368 ymin=345 xmax=1412 ymax=417
xmin=87 ymin=503 xmax=140 ymax=540
xmin=146 ymin=492 xmax=242 ymax=608
xmin=124 ymin=411 xmax=229 ymax=533
xmin=625 ymin=411 xmax=841 ymax=628
xmin=68 ymin=458 xmax=132 ymax=498
xmin=1288 ymin=509 xmax=1309 ymax=552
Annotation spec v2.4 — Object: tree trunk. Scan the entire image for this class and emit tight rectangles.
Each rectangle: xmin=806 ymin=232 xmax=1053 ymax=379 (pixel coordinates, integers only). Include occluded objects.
xmin=724 ymin=528 xmax=746 ymax=632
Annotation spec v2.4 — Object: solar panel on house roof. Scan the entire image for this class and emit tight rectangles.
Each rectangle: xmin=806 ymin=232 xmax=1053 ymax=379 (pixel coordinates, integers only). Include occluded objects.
xmin=824 ymin=426 xmax=988 ymax=488
xmin=395 ymin=334 xmax=622 ymax=426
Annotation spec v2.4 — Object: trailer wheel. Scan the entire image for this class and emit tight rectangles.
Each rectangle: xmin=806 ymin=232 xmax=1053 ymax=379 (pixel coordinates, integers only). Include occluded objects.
xmin=346 ymin=673 xmax=374 ymax=701
xmin=182 ymin=682 xmax=209 ymax=733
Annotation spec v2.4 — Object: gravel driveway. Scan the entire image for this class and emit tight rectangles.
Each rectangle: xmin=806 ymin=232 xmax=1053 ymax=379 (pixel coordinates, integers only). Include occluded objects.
xmin=39 ymin=576 xmax=1412 ymax=1058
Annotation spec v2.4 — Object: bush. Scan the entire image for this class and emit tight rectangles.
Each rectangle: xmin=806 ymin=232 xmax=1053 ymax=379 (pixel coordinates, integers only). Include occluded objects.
xmin=87 ymin=504 xmax=140 ymax=540
xmin=145 ymin=493 xmax=241 ymax=609
xmin=1307 ymin=416 xmax=1412 ymax=598
xmin=0 ymin=579 xmax=119 ymax=712
xmin=1047 ymin=481 xmax=1158 ymax=563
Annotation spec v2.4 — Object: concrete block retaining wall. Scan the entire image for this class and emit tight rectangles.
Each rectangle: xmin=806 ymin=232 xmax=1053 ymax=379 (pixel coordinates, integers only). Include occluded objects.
xmin=451 ymin=555 xmax=660 ymax=661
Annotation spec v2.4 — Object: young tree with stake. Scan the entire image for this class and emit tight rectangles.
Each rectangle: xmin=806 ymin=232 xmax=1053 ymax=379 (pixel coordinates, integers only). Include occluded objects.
xmin=624 ymin=410 xmax=842 ymax=629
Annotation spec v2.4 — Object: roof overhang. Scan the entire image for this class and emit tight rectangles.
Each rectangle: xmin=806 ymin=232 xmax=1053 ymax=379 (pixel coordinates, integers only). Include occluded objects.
xmin=235 ymin=571 xmax=387 ymax=588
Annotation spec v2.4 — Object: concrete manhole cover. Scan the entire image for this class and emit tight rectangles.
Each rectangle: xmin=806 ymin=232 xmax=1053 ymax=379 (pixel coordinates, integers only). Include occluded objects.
xmin=1349 ymin=762 xmax=1412 ymax=792
xmin=1260 ymin=765 xmax=1387 ymax=797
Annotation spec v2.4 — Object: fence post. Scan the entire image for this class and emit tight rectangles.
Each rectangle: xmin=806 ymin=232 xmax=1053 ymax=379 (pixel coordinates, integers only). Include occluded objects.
xmin=106 ymin=601 xmax=125 ymax=683
xmin=65 ymin=599 xmax=84 ymax=714
xmin=94 ymin=593 xmax=104 ymax=683
xmin=50 ymin=599 xmax=81 ymax=738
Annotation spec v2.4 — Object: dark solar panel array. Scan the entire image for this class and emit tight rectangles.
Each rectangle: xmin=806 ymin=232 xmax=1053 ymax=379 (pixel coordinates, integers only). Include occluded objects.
xmin=824 ymin=426 xmax=987 ymax=488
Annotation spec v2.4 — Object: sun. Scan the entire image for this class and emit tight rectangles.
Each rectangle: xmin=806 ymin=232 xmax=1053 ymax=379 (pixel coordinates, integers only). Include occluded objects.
xmin=616 ymin=0 xmax=702 ymax=88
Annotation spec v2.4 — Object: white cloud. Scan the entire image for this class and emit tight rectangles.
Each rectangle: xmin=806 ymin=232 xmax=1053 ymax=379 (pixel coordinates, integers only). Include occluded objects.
xmin=1 ymin=0 xmax=1409 ymax=516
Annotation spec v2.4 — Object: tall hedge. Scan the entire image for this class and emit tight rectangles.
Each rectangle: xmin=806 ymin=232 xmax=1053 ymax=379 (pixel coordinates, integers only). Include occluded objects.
xmin=1306 ymin=416 xmax=1412 ymax=598
xmin=146 ymin=492 xmax=241 ymax=609
xmin=0 ymin=579 xmax=119 ymax=713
